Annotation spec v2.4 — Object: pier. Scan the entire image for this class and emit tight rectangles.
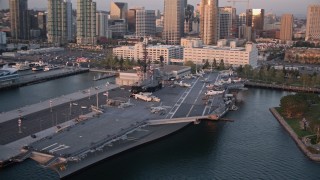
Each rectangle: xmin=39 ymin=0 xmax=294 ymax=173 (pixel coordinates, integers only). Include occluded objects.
xmin=0 ymin=68 xmax=89 ymax=91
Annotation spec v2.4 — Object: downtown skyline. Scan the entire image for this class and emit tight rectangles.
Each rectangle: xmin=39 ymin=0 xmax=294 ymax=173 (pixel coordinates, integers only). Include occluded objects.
xmin=1 ymin=0 xmax=320 ymax=17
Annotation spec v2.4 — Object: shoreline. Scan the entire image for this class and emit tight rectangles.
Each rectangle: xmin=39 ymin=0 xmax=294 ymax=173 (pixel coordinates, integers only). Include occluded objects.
xmin=269 ymin=108 xmax=320 ymax=162
xmin=245 ymin=81 xmax=320 ymax=93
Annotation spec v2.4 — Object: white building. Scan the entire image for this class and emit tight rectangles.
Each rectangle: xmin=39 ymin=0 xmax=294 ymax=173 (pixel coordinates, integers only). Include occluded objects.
xmin=0 ymin=32 xmax=7 ymax=44
xmin=184 ymin=40 xmax=258 ymax=68
xmin=113 ymin=42 xmax=183 ymax=64
xmin=180 ymin=38 xmax=203 ymax=48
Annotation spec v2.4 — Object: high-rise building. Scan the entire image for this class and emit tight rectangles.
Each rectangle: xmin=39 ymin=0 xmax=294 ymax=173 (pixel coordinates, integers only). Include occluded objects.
xmin=128 ymin=9 xmax=137 ymax=33
xmin=306 ymin=4 xmax=320 ymax=41
xmin=156 ymin=14 xmax=164 ymax=34
xmin=219 ymin=8 xmax=231 ymax=39
xmin=47 ymin=0 xmax=73 ymax=44
xmin=37 ymin=12 xmax=47 ymax=38
xmin=110 ymin=2 xmax=128 ymax=21
xmin=238 ymin=12 xmax=246 ymax=26
xmin=184 ymin=4 xmax=194 ymax=34
xmin=220 ymin=6 xmax=237 ymax=38
xmin=9 ymin=0 xmax=29 ymax=40
xmin=246 ymin=9 xmax=264 ymax=32
xmin=163 ymin=0 xmax=186 ymax=45
xmin=200 ymin=0 xmax=219 ymax=45
xmin=29 ymin=11 xmax=39 ymax=30
xmin=96 ymin=11 xmax=109 ymax=37
xmin=219 ymin=7 xmax=237 ymax=39
xmin=280 ymin=14 xmax=293 ymax=42
xmin=128 ymin=7 xmax=144 ymax=34
xmin=76 ymin=0 xmax=97 ymax=45
xmin=136 ymin=10 xmax=156 ymax=37
xmin=65 ymin=0 xmax=73 ymax=41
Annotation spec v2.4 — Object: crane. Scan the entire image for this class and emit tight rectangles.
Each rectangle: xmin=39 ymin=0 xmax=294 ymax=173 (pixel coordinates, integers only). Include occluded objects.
xmin=227 ymin=0 xmax=250 ymax=9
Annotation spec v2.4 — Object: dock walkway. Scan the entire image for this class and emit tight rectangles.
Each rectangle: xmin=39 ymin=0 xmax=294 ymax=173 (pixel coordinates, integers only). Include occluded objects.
xmin=0 ymin=68 xmax=89 ymax=90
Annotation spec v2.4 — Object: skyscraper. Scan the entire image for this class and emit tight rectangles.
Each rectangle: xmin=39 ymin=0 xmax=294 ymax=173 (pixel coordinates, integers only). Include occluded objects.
xmin=306 ymin=4 xmax=320 ymax=41
xmin=200 ymin=0 xmax=219 ymax=45
xmin=219 ymin=7 xmax=231 ymax=39
xmin=136 ymin=9 xmax=156 ymax=37
xmin=76 ymin=0 xmax=97 ymax=45
xmin=47 ymin=0 xmax=73 ymax=44
xmin=110 ymin=2 xmax=128 ymax=21
xmin=9 ymin=0 xmax=29 ymax=40
xmin=184 ymin=4 xmax=194 ymax=34
xmin=280 ymin=14 xmax=293 ymax=42
xmin=65 ymin=0 xmax=73 ymax=41
xmin=128 ymin=7 xmax=144 ymax=34
xmin=238 ymin=12 xmax=246 ymax=26
xmin=246 ymin=9 xmax=264 ymax=32
xmin=96 ymin=11 xmax=108 ymax=37
xmin=37 ymin=12 xmax=47 ymax=39
xmin=163 ymin=0 xmax=186 ymax=45
xmin=246 ymin=9 xmax=264 ymax=40
xmin=219 ymin=7 xmax=237 ymax=39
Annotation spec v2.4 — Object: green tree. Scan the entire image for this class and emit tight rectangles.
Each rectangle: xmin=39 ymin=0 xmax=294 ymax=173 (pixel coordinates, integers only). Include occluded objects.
xmin=243 ymin=64 xmax=253 ymax=79
xmin=300 ymin=74 xmax=311 ymax=87
xmin=123 ymin=57 xmax=131 ymax=70
xmin=212 ymin=58 xmax=217 ymax=68
xmin=203 ymin=59 xmax=210 ymax=69
xmin=280 ymin=95 xmax=308 ymax=118
xmin=218 ymin=59 xmax=225 ymax=70
xmin=237 ymin=65 xmax=243 ymax=76
xmin=119 ymin=57 xmax=124 ymax=70
xmin=275 ymin=70 xmax=285 ymax=84
xmin=184 ymin=61 xmax=196 ymax=74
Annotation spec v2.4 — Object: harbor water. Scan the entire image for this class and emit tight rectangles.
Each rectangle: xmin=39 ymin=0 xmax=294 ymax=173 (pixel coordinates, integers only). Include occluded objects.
xmin=1 ymin=73 xmax=320 ymax=179
xmin=0 ymin=71 xmax=111 ymax=112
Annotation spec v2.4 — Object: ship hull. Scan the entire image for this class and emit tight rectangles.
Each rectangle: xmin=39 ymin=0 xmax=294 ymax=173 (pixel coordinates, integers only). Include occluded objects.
xmin=56 ymin=122 xmax=190 ymax=178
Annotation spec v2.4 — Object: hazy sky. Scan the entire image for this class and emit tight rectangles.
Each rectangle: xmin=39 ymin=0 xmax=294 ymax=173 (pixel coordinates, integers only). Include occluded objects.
xmin=1 ymin=0 xmax=319 ymax=16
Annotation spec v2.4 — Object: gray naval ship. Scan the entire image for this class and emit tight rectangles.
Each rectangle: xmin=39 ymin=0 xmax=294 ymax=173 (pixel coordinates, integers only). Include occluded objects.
xmin=25 ymin=71 xmax=235 ymax=178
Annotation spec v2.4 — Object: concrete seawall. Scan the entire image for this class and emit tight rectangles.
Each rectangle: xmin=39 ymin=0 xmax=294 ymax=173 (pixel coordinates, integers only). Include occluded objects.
xmin=269 ymin=108 xmax=320 ymax=162
xmin=245 ymin=82 xmax=320 ymax=93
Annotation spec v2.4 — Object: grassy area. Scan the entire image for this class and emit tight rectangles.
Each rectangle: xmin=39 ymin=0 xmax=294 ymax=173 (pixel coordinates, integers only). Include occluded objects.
xmin=275 ymin=107 xmax=315 ymax=138
xmin=305 ymin=105 xmax=320 ymax=126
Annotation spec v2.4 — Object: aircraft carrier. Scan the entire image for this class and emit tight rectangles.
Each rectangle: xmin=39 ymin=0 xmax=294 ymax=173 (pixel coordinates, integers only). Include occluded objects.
xmin=24 ymin=72 xmax=235 ymax=178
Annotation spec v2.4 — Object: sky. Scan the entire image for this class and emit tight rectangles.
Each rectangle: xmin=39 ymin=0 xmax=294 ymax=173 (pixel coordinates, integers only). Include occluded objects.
xmin=1 ymin=0 xmax=319 ymax=17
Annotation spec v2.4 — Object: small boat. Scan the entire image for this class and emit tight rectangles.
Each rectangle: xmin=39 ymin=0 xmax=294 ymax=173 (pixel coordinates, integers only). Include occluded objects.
xmin=72 ymin=103 xmax=78 ymax=106
xmin=32 ymin=66 xmax=44 ymax=71
xmin=44 ymin=65 xmax=60 ymax=71
xmin=81 ymin=106 xmax=87 ymax=109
